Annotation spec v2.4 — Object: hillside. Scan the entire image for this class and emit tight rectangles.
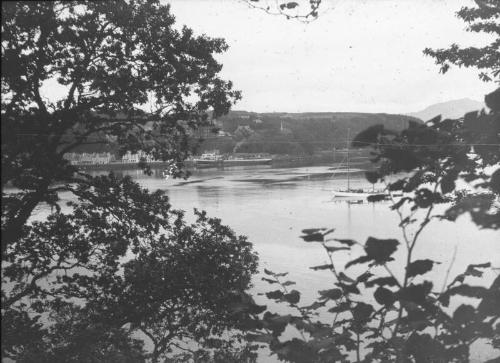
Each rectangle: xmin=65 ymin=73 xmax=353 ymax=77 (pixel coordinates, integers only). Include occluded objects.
xmin=202 ymin=111 xmax=419 ymax=155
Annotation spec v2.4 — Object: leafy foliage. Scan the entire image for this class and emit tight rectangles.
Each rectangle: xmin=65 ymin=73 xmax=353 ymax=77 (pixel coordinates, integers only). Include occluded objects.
xmin=230 ymin=4 xmax=500 ymax=361
xmin=240 ymin=89 xmax=500 ymax=361
xmin=1 ymin=2 xmax=258 ymax=362
xmin=423 ymin=0 xmax=500 ymax=82
xmin=2 ymin=175 xmax=258 ymax=361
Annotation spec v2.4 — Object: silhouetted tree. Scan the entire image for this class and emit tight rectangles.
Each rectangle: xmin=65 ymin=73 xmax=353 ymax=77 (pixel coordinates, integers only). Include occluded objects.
xmin=2 ymin=173 xmax=259 ymax=361
xmin=1 ymin=1 xmax=259 ymax=361
xmin=1 ymin=0 xmax=241 ymax=250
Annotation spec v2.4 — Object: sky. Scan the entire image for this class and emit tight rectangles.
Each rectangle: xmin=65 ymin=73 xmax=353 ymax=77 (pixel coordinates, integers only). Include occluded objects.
xmin=167 ymin=0 xmax=496 ymax=113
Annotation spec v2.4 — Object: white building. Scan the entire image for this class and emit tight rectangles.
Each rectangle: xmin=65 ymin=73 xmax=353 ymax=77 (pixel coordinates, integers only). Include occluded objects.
xmin=63 ymin=152 xmax=113 ymax=165
xmin=122 ymin=151 xmax=155 ymax=163
xmin=93 ymin=152 xmax=113 ymax=164
xmin=122 ymin=151 xmax=139 ymax=163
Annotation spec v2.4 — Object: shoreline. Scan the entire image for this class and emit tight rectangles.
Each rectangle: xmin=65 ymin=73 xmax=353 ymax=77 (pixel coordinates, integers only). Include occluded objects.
xmin=74 ymin=154 xmax=372 ymax=171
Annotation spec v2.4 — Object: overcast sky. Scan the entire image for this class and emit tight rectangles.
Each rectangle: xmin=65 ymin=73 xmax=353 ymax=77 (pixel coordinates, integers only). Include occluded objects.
xmin=167 ymin=0 xmax=495 ymax=113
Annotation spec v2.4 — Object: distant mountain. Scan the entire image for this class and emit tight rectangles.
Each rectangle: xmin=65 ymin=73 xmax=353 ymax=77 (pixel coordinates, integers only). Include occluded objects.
xmin=407 ymin=98 xmax=484 ymax=121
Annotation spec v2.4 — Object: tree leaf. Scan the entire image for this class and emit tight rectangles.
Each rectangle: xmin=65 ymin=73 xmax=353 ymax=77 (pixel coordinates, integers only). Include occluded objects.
xmin=301 ymin=228 xmax=327 ymax=234
xmin=352 ymin=302 xmax=374 ymax=323
xmin=345 ymin=255 xmax=371 ymax=269
xmin=328 ymin=302 xmax=350 ymax=313
xmin=374 ymin=287 xmax=395 ymax=307
xmin=325 ymin=246 xmax=350 ymax=253
xmin=469 ymin=262 xmax=491 ymax=269
xmin=318 ymin=288 xmax=343 ymax=300
xmin=356 ymin=272 xmax=373 ymax=283
xmin=300 ymin=228 xmax=334 ymax=242
xmin=338 ymin=272 xmax=356 ymax=284
xmin=303 ymin=300 xmax=327 ymax=310
xmin=453 ymin=304 xmax=476 ymax=325
xmin=364 ymin=237 xmax=399 ymax=265
xmin=262 ymin=277 xmax=277 ymax=284
xmin=407 ymin=259 xmax=435 ymax=278
xmin=283 ymin=290 xmax=300 ymax=304
xmin=264 ymin=268 xmax=275 ymax=275
xmin=334 ymin=239 xmax=357 ymax=246
xmin=266 ymin=290 xmax=284 ymax=300
xmin=275 ymin=272 xmax=289 ymax=277
xmin=301 ymin=232 xmax=324 ymax=242
xmin=310 ymin=264 xmax=333 ymax=271
xmin=397 ymin=282 xmax=432 ymax=305
xmin=337 ymin=282 xmax=360 ymax=295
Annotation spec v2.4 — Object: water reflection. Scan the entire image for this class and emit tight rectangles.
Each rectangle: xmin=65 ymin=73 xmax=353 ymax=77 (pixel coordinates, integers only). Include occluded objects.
xmin=86 ymin=164 xmax=499 ymax=298
xmin=195 ymin=185 xmax=222 ymax=209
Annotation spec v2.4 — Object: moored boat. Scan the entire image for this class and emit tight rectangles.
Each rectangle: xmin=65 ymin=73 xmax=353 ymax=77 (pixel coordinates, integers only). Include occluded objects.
xmin=192 ymin=152 xmax=272 ymax=168
xmin=223 ymin=153 xmax=272 ymax=166
xmin=331 ymin=129 xmax=386 ymax=199
xmin=193 ymin=151 xmax=224 ymax=167
xmin=332 ymin=189 xmax=382 ymax=198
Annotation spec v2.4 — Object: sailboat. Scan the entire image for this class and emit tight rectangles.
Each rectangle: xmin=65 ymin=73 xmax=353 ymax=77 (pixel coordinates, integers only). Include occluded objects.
xmin=331 ymin=129 xmax=383 ymax=199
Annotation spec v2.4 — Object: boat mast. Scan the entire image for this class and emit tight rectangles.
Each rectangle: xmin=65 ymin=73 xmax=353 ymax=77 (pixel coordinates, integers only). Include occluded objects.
xmin=347 ymin=128 xmax=350 ymax=191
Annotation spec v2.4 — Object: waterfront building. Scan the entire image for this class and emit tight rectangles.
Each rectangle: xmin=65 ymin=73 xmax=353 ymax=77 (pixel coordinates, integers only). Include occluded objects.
xmin=122 ymin=150 xmax=156 ymax=163
xmin=63 ymin=152 xmax=113 ymax=165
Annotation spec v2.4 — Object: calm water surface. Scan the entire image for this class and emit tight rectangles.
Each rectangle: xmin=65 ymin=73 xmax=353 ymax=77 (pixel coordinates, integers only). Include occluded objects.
xmin=28 ymin=164 xmax=500 ymax=361
xmin=114 ymin=165 xmax=499 ymax=361
xmin=104 ymin=165 xmax=499 ymax=295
